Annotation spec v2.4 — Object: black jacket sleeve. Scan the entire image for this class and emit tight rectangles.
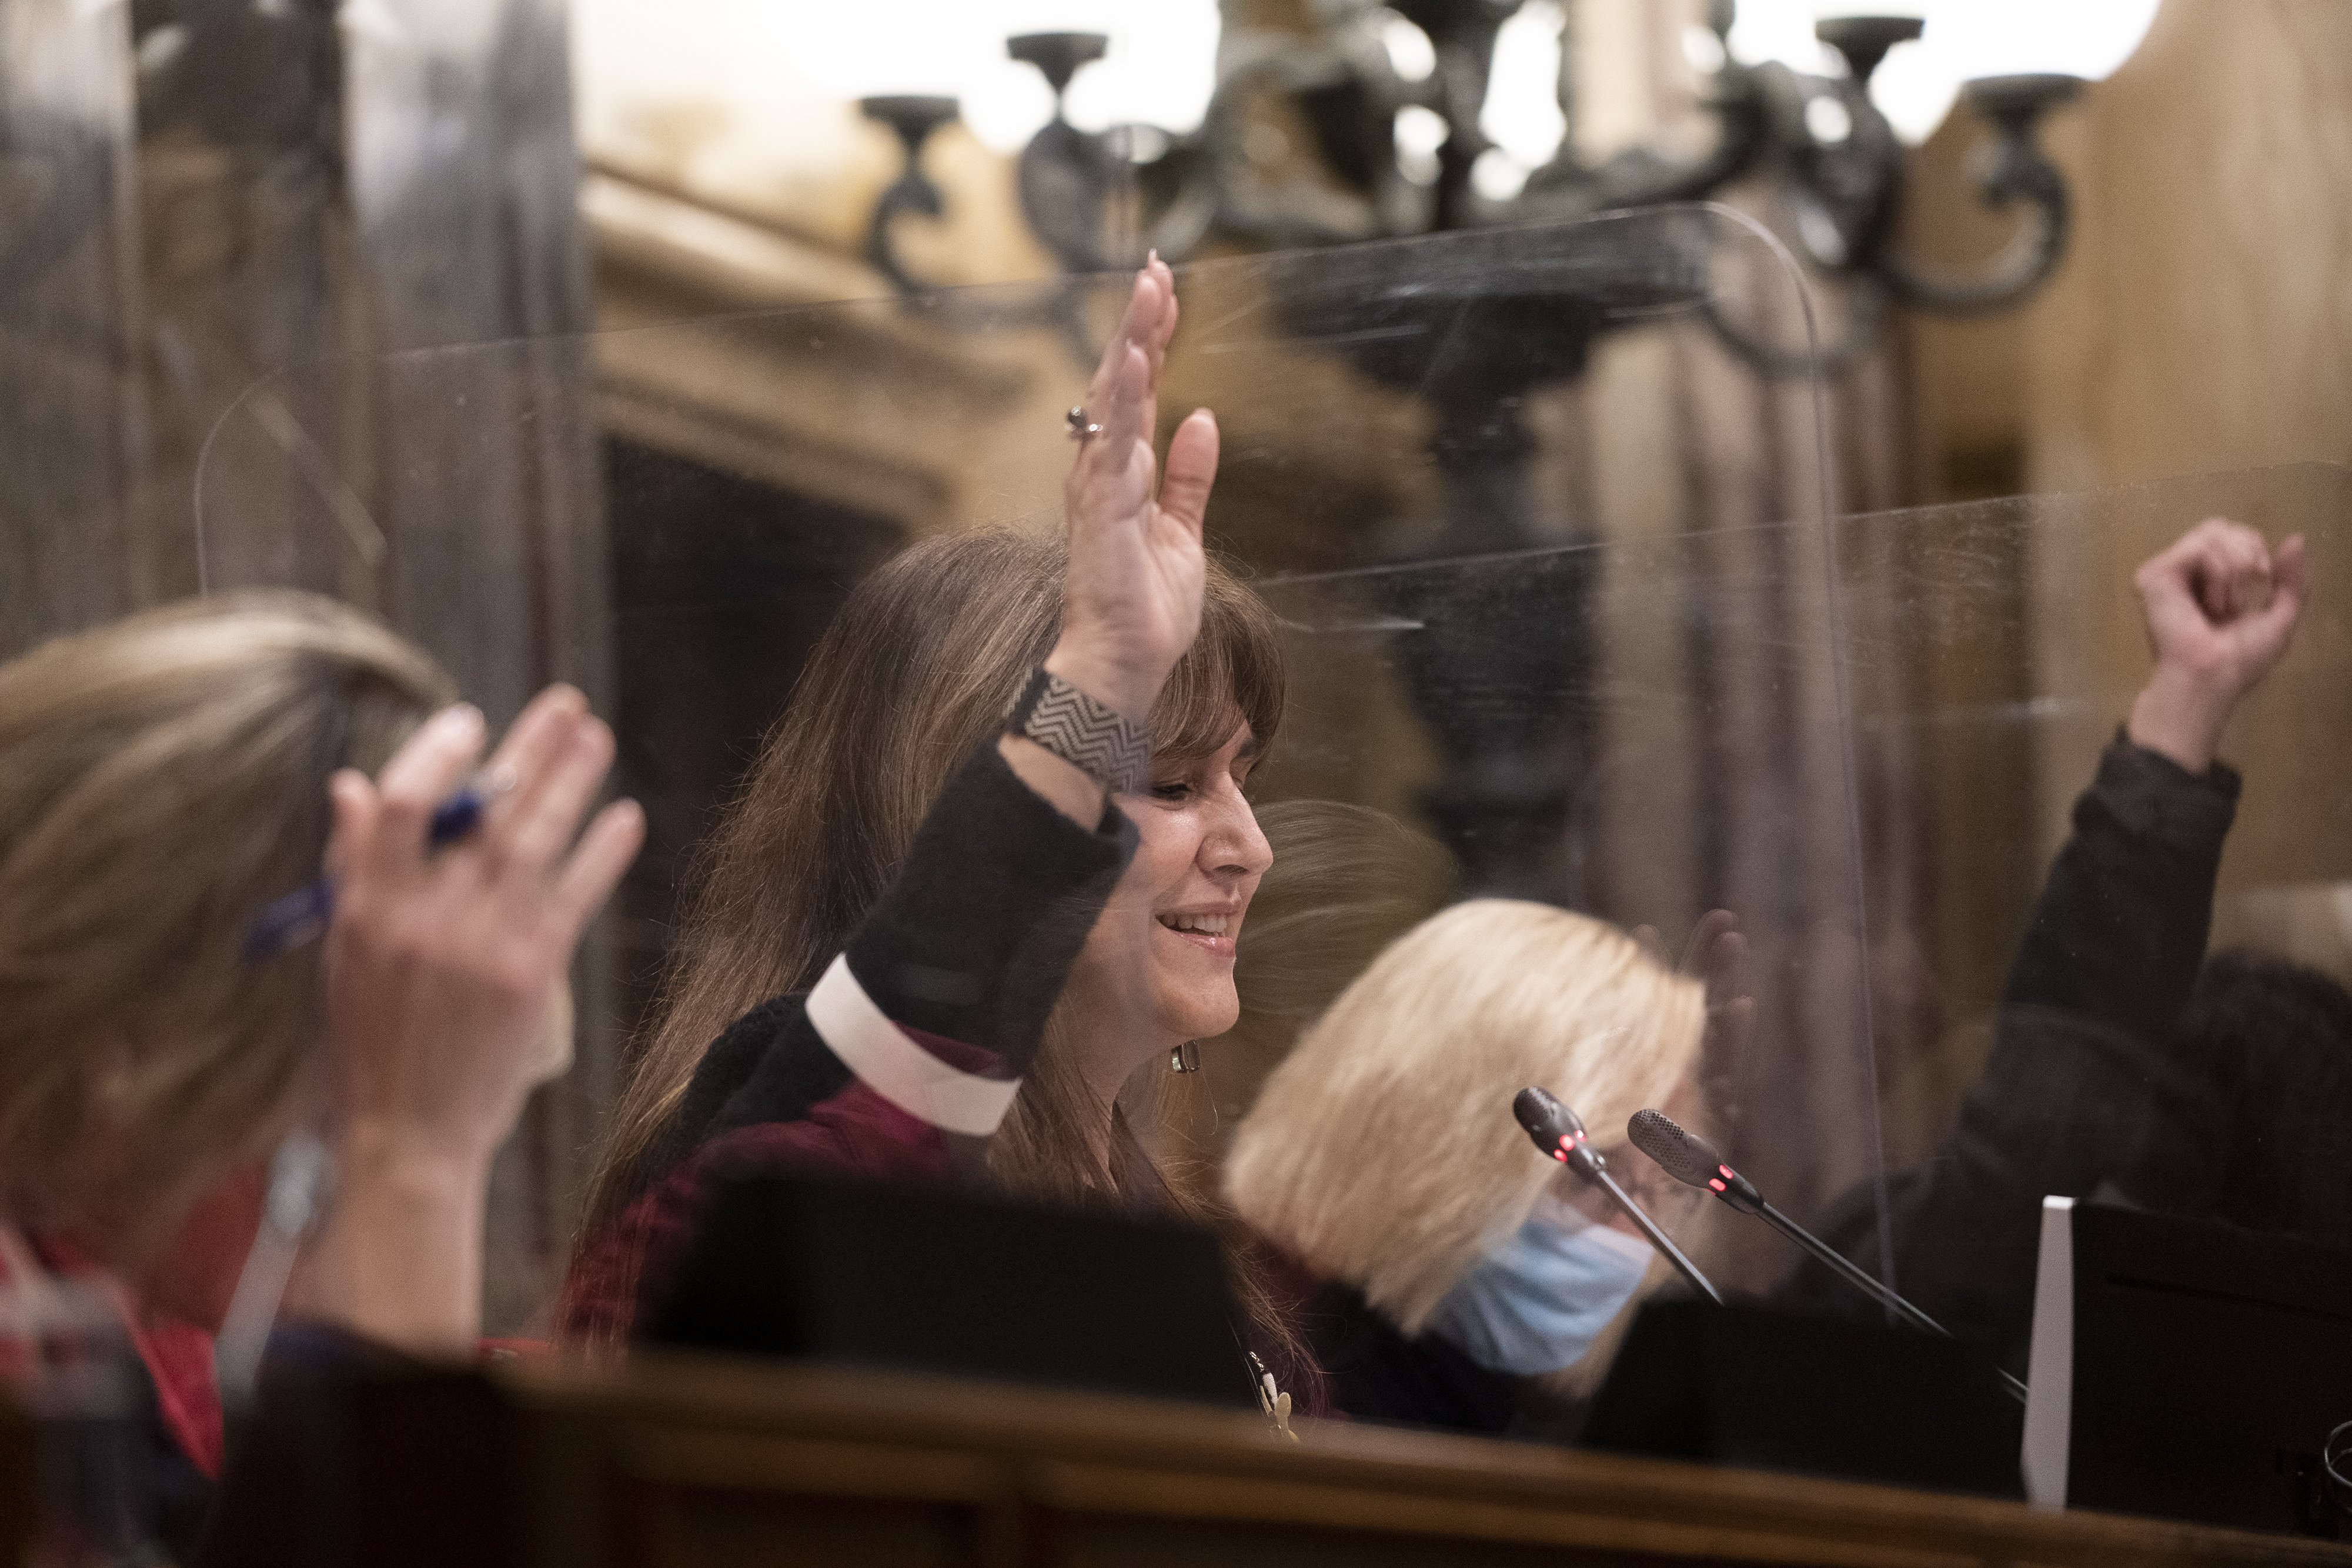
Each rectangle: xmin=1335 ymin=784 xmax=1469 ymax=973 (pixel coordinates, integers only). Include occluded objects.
xmin=2000 ymin=731 xmax=2240 ymax=1037
xmin=711 ymin=738 xmax=1136 ymax=1136
xmin=561 ymin=743 xmax=1140 ymax=1342
xmin=1784 ymin=733 xmax=2239 ymax=1372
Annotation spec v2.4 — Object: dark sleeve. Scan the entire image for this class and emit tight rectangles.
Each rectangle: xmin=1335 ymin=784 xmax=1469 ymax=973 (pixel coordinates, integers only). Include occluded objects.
xmin=1782 ymin=734 xmax=2238 ymax=1372
xmin=715 ymin=738 xmax=1135 ymax=1134
xmin=2000 ymin=729 xmax=2240 ymax=1040
xmin=1871 ymin=1009 xmax=2214 ymax=1372
xmin=840 ymin=738 xmax=1134 ymax=1075
xmin=633 ymin=994 xmax=818 ymax=1198
xmin=560 ymin=741 xmax=1133 ymax=1342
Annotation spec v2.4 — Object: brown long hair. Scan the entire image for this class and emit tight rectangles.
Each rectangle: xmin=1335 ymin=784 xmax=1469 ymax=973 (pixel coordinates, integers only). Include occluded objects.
xmin=0 ymin=593 xmax=451 ymax=1258
xmin=580 ymin=529 xmax=1307 ymax=1368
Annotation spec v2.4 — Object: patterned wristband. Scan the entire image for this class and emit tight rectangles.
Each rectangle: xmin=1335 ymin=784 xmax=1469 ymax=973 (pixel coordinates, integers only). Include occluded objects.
xmin=1004 ymin=667 xmax=1153 ymax=795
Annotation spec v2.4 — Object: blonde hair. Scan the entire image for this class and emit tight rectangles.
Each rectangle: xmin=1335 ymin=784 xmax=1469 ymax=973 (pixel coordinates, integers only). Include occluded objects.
xmin=1223 ymin=900 xmax=1705 ymax=1335
xmin=0 ymin=593 xmax=452 ymax=1255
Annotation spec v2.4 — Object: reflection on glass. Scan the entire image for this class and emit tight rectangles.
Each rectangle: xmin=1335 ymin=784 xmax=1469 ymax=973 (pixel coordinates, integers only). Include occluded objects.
xmin=168 ymin=177 xmax=2352 ymax=1508
xmin=192 ymin=206 xmax=1869 ymax=1390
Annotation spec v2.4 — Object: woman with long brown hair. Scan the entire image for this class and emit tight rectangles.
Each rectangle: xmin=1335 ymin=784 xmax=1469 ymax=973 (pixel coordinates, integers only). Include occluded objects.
xmin=563 ymin=259 xmax=1315 ymax=1401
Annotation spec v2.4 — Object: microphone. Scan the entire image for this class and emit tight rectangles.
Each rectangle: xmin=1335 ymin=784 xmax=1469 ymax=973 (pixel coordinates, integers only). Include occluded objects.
xmin=1628 ymin=1108 xmax=2027 ymax=1405
xmin=1512 ymin=1088 xmax=1722 ymax=1305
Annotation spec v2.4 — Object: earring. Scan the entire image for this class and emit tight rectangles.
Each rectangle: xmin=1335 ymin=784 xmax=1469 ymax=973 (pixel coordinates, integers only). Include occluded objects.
xmin=1170 ymin=1041 xmax=1200 ymax=1074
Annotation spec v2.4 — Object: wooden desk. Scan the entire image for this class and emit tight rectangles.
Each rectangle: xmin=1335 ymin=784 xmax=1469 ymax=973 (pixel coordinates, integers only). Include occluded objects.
xmin=412 ymin=1353 xmax=2350 ymax=1568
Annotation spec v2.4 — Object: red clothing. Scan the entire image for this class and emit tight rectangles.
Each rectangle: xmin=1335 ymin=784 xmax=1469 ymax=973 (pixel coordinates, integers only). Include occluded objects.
xmin=0 ymin=1227 xmax=223 ymax=1479
xmin=562 ymin=1080 xmax=948 ymax=1341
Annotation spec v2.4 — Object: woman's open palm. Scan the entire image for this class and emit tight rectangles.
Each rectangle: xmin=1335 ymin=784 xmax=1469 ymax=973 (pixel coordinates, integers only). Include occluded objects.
xmin=1057 ymin=257 xmax=1217 ymax=720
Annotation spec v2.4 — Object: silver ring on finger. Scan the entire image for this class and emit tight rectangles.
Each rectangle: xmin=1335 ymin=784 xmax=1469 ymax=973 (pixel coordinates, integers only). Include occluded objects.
xmin=1065 ymin=405 xmax=1102 ymax=442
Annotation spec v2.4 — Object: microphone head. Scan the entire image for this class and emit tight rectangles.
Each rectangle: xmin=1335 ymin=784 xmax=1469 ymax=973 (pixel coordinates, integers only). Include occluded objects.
xmin=1513 ymin=1086 xmax=1583 ymax=1145
xmin=1628 ymin=1108 xmax=1760 ymax=1210
xmin=1626 ymin=1108 xmax=1721 ymax=1188
xmin=1514 ymin=1087 xmax=1600 ymax=1172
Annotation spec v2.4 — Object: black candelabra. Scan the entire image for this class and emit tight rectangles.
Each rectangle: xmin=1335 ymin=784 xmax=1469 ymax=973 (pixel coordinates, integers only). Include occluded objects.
xmin=860 ymin=1 xmax=2086 ymax=373
xmin=856 ymin=2 xmax=2089 ymax=901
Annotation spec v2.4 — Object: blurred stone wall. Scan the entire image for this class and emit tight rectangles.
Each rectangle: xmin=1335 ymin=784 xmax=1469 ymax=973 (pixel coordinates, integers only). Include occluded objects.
xmin=1904 ymin=0 xmax=2352 ymax=1021
xmin=0 ymin=0 xmax=604 ymax=1332
xmin=1 ymin=6 xmax=155 ymax=646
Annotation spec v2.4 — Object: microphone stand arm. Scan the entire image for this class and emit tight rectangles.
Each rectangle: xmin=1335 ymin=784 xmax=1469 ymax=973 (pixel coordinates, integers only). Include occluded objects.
xmin=1758 ymin=1199 xmax=1940 ymax=1333
xmin=1756 ymin=1198 xmax=2026 ymax=1405
xmin=1515 ymin=1088 xmax=1725 ymax=1309
xmin=1592 ymin=1167 xmax=1723 ymax=1306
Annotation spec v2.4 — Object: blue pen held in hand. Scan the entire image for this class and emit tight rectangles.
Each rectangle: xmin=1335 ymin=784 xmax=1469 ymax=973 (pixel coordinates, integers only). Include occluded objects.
xmin=241 ymin=773 xmax=508 ymax=961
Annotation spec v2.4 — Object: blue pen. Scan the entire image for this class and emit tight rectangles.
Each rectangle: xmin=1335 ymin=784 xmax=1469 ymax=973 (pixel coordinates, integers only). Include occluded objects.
xmin=241 ymin=777 xmax=503 ymax=961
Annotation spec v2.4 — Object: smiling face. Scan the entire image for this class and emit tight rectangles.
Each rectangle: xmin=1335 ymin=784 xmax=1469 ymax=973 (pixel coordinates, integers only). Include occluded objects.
xmin=1063 ymin=723 xmax=1272 ymax=1091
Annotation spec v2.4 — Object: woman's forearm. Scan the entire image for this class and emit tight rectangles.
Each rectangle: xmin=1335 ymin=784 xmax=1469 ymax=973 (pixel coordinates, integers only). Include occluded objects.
xmin=292 ymin=1124 xmax=490 ymax=1358
xmin=2126 ymin=664 xmax=2232 ymax=774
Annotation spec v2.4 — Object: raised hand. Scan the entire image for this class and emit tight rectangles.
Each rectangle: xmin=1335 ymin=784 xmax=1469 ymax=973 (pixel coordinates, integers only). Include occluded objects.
xmin=1050 ymin=253 xmax=1217 ymax=724
xmin=2128 ymin=518 xmax=2307 ymax=773
xmin=324 ymin=686 xmax=641 ymax=1166
xmin=1633 ymin=908 xmax=1755 ymax=1073
xmin=1683 ymin=908 xmax=1756 ymax=1068
xmin=295 ymin=686 xmax=643 ymax=1352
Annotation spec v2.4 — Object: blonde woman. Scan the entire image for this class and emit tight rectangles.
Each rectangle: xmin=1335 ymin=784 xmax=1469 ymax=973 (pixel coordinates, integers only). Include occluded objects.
xmin=0 ymin=593 xmax=640 ymax=1550
xmin=1225 ymin=900 xmax=1708 ymax=1433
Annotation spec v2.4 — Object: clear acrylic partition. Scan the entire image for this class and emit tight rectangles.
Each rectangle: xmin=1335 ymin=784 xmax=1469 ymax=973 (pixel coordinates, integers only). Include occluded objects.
xmin=1822 ymin=463 xmax=2352 ymax=1373
xmin=194 ymin=205 xmax=1875 ymax=1397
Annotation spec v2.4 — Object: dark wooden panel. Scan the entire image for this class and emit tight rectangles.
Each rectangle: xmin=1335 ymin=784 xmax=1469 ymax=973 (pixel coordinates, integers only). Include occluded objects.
xmin=485 ymin=1356 xmax=2352 ymax=1568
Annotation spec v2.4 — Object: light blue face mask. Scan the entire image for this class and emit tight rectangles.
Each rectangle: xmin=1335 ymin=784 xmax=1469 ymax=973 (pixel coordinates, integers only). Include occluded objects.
xmin=1424 ymin=1204 xmax=1655 ymax=1375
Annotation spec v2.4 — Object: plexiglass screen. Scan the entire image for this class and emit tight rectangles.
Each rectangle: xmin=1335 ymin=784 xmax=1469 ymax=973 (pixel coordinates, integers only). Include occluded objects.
xmin=1818 ymin=463 xmax=2352 ymax=1386
xmin=193 ymin=205 xmax=1895 ymax=1419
